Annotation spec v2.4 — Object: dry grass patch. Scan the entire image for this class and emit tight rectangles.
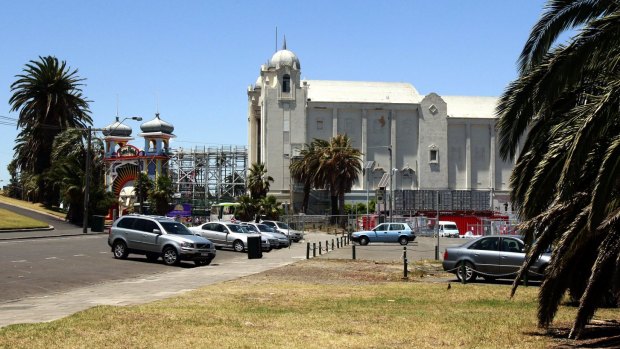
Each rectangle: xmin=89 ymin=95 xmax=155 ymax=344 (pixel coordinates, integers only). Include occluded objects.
xmin=1 ymin=259 xmax=618 ymax=348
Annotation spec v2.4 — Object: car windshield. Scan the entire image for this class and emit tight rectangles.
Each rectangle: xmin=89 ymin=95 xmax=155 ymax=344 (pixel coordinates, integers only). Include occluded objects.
xmin=444 ymin=224 xmax=458 ymax=230
xmin=226 ymin=224 xmax=246 ymax=233
xmin=160 ymin=222 xmax=192 ymax=235
xmin=256 ymin=224 xmax=274 ymax=233
xmin=243 ymin=225 xmax=259 ymax=233
xmin=276 ymin=222 xmax=290 ymax=229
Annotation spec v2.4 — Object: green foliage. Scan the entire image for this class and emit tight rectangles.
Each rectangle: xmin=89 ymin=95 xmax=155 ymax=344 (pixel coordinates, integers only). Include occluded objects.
xmin=259 ymin=195 xmax=280 ymax=220
xmin=148 ymin=175 xmax=174 ymax=216
xmin=496 ymin=0 xmax=620 ymax=339
xmin=247 ymin=163 xmax=273 ymax=200
xmin=9 ymin=56 xmax=91 ymax=205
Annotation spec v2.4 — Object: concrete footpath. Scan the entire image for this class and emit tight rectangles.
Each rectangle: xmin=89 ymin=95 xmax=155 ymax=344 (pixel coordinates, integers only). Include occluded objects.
xmin=0 ymin=232 xmax=335 ymax=328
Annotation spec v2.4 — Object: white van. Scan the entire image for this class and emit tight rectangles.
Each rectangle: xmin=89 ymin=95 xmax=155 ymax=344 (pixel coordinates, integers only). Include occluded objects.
xmin=438 ymin=221 xmax=460 ymax=238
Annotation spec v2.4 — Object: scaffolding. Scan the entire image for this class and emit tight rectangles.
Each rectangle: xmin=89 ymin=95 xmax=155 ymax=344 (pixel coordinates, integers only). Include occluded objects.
xmin=168 ymin=145 xmax=247 ymax=214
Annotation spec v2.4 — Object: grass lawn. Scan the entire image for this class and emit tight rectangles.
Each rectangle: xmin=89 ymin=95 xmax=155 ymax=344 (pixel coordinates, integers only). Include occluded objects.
xmin=0 ymin=194 xmax=66 ymax=220
xmin=1 ymin=259 xmax=616 ymax=348
xmin=0 ymin=208 xmax=48 ymax=230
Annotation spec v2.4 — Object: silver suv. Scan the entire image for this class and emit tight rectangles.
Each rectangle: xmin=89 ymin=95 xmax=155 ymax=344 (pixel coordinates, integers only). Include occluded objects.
xmin=108 ymin=214 xmax=216 ymax=266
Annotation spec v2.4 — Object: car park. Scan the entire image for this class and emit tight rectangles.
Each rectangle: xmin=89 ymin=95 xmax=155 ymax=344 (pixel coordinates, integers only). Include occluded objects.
xmin=189 ymin=222 xmax=271 ymax=252
xmin=350 ymin=222 xmax=416 ymax=245
xmin=108 ymin=214 xmax=216 ymax=266
xmin=241 ymin=222 xmax=289 ymax=248
xmin=442 ymin=235 xmax=550 ymax=282
xmin=261 ymin=220 xmax=304 ymax=242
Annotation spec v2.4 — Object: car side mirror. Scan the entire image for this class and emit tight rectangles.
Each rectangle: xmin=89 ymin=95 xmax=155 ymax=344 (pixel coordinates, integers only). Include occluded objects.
xmin=153 ymin=229 xmax=162 ymax=235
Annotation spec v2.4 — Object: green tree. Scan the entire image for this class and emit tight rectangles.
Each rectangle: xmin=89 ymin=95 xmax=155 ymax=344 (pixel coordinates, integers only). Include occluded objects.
xmin=47 ymin=129 xmax=112 ymax=224
xmin=316 ymin=135 xmax=362 ymax=220
xmin=247 ymin=163 xmax=274 ymax=199
xmin=9 ymin=56 xmax=92 ymax=205
xmin=496 ymin=0 xmax=620 ymax=338
xmin=290 ymin=139 xmax=328 ymax=213
xmin=135 ymin=172 xmax=153 ymax=213
xmin=149 ymin=175 xmax=174 ymax=216
xmin=259 ymin=195 xmax=280 ymax=220
xmin=235 ymin=195 xmax=259 ymax=222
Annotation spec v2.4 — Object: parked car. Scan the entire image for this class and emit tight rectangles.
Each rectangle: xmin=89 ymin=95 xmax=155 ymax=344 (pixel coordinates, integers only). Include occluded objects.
xmin=442 ymin=235 xmax=550 ymax=282
xmin=189 ymin=222 xmax=271 ymax=252
xmin=108 ymin=214 xmax=216 ymax=266
xmin=241 ymin=222 xmax=289 ymax=248
xmin=261 ymin=220 xmax=304 ymax=242
xmin=438 ymin=221 xmax=460 ymax=238
xmin=350 ymin=222 xmax=416 ymax=245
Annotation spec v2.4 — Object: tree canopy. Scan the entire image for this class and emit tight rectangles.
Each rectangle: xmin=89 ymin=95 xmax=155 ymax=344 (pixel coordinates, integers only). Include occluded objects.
xmin=496 ymin=0 xmax=620 ymax=338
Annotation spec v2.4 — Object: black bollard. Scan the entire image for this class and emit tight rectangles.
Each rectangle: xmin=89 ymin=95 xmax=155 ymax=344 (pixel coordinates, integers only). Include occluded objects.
xmin=319 ymin=241 xmax=322 ymax=255
xmin=352 ymin=244 xmax=356 ymax=260
xmin=332 ymin=239 xmax=334 ymax=250
xmin=306 ymin=242 xmax=310 ymax=259
xmin=337 ymin=238 xmax=340 ymax=249
xmin=313 ymin=242 xmax=316 ymax=257
xmin=403 ymin=246 xmax=408 ymax=279
xmin=326 ymin=240 xmax=329 ymax=252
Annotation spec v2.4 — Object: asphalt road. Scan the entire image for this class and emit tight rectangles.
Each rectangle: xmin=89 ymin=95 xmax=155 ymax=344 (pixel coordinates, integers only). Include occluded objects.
xmin=0 ymin=234 xmax=299 ymax=303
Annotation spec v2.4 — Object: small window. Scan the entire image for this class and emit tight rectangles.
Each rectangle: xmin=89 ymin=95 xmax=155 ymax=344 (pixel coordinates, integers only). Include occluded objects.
xmin=316 ymin=119 xmax=323 ymax=130
xmin=429 ymin=149 xmax=439 ymax=163
xmin=282 ymin=74 xmax=291 ymax=93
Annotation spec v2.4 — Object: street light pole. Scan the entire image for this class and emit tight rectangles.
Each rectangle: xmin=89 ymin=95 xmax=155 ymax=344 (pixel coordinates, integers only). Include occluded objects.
xmin=82 ymin=126 xmax=92 ymax=234
xmin=388 ymin=144 xmax=392 ymax=223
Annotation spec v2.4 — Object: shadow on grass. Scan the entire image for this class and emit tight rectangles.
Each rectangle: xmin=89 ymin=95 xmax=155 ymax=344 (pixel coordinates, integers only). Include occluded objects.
xmin=523 ymin=320 xmax=620 ymax=348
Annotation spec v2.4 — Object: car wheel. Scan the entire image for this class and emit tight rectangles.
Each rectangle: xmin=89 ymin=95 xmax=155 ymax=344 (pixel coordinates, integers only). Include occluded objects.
xmin=112 ymin=240 xmax=128 ymax=259
xmin=398 ymin=236 xmax=408 ymax=245
xmin=162 ymin=247 xmax=180 ymax=266
xmin=359 ymin=236 xmax=369 ymax=246
xmin=146 ymin=253 xmax=159 ymax=262
xmin=233 ymin=240 xmax=245 ymax=252
xmin=456 ymin=261 xmax=476 ymax=282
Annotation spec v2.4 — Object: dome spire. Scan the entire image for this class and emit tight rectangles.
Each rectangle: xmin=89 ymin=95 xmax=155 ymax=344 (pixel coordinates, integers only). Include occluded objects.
xmin=283 ymin=35 xmax=287 ymax=50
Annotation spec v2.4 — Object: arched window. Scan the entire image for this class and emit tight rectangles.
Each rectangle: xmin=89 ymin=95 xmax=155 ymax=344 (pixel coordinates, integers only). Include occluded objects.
xmin=282 ymin=74 xmax=291 ymax=93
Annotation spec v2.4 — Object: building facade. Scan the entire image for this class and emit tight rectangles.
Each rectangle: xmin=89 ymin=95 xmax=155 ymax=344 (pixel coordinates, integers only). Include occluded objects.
xmin=248 ymin=42 xmax=517 ymax=214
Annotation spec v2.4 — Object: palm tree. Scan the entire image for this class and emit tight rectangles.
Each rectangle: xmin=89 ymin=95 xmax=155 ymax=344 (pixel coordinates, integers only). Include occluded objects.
xmin=496 ymin=0 xmax=620 ymax=339
xmin=9 ymin=56 xmax=92 ymax=205
xmin=259 ymin=195 xmax=281 ymax=220
xmin=247 ymin=163 xmax=274 ymax=199
xmin=290 ymin=139 xmax=328 ymax=213
xmin=149 ymin=175 xmax=174 ymax=216
xmin=48 ymin=129 xmax=112 ymax=224
xmin=316 ymin=135 xmax=362 ymax=219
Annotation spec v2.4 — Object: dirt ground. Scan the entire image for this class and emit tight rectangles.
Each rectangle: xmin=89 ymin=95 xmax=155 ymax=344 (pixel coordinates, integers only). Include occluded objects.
xmin=255 ymin=259 xmax=620 ymax=348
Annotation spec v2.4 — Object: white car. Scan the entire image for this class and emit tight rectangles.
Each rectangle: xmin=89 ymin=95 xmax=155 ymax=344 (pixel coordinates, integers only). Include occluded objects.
xmin=189 ymin=222 xmax=270 ymax=252
xmin=438 ymin=221 xmax=460 ymax=238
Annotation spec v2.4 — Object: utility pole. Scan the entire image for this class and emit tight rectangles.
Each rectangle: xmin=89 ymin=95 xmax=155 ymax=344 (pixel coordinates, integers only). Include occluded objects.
xmin=83 ymin=126 xmax=92 ymax=234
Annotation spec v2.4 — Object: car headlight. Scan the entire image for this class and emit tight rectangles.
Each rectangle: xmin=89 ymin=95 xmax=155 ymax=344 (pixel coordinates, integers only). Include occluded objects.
xmin=181 ymin=242 xmax=194 ymax=248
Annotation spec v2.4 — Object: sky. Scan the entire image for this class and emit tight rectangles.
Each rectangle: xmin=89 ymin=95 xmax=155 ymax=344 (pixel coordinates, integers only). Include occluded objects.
xmin=0 ymin=0 xmax=551 ymax=184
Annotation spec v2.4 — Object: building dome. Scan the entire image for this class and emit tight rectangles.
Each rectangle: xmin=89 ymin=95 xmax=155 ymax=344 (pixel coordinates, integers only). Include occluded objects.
xmin=255 ymin=75 xmax=263 ymax=88
xmin=268 ymin=49 xmax=300 ymax=69
xmin=268 ymin=38 xmax=300 ymax=69
xmin=140 ymin=113 xmax=174 ymax=134
xmin=102 ymin=118 xmax=132 ymax=137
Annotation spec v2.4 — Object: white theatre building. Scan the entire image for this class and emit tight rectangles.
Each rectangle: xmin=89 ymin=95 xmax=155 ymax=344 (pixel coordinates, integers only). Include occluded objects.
xmin=247 ymin=42 xmax=517 ymax=215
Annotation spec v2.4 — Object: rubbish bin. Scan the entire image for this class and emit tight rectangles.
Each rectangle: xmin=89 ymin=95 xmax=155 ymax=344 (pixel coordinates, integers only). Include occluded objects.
xmin=247 ymin=236 xmax=262 ymax=259
xmin=91 ymin=215 xmax=105 ymax=233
